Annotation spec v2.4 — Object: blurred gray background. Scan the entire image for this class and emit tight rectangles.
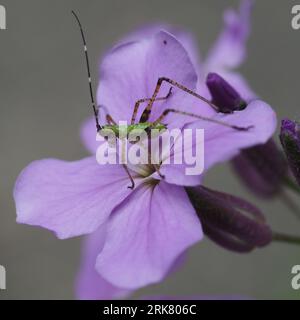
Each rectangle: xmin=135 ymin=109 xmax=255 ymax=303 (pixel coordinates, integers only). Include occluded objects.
xmin=1 ymin=0 xmax=300 ymax=299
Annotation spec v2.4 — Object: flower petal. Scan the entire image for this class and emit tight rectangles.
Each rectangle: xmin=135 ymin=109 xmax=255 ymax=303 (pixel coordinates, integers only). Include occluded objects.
xmin=96 ymin=182 xmax=202 ymax=289
xmin=14 ymin=157 xmax=136 ymax=239
xmin=76 ymin=225 xmax=187 ymax=299
xmin=97 ymin=31 xmax=197 ymax=125
xmin=205 ymin=0 xmax=253 ymax=71
xmin=186 ymin=99 xmax=277 ymax=172
xmin=75 ymin=225 xmax=131 ymax=300
xmin=159 ymin=164 xmax=203 ymax=187
xmin=80 ymin=117 xmax=100 ymax=154
xmin=158 ymin=129 xmax=205 ymax=187
xmin=118 ymin=24 xmax=202 ymax=72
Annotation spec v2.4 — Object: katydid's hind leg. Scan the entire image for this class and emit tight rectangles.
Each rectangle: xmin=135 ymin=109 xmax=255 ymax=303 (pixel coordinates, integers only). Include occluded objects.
xmin=122 ymin=164 xmax=135 ymax=189
xmin=140 ymin=77 xmax=219 ymax=123
xmin=131 ymin=87 xmax=173 ymax=124
xmin=154 ymin=108 xmax=254 ymax=131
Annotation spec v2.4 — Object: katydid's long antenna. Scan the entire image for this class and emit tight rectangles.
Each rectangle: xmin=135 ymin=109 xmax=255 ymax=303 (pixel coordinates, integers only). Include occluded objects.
xmin=72 ymin=10 xmax=101 ymax=131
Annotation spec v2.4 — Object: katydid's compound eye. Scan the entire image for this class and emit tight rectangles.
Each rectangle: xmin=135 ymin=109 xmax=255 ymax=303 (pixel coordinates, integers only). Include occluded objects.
xmin=163 ymin=40 xmax=167 ymax=45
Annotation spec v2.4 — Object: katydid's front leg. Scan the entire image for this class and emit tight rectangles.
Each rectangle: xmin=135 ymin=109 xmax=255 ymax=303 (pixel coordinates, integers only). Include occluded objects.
xmin=131 ymin=87 xmax=173 ymax=124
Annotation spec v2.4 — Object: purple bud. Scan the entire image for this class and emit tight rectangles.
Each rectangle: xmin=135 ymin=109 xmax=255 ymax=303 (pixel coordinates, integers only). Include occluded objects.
xmin=280 ymin=119 xmax=300 ymax=186
xmin=206 ymin=75 xmax=288 ymax=198
xmin=202 ymin=223 xmax=255 ymax=253
xmin=206 ymin=73 xmax=247 ymax=113
xmin=232 ymin=139 xmax=288 ymax=198
xmin=206 ymin=73 xmax=287 ymax=197
xmin=186 ymin=186 xmax=272 ymax=253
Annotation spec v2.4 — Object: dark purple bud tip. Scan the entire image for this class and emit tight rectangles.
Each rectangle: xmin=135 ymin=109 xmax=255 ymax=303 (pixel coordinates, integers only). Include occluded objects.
xmin=280 ymin=119 xmax=300 ymax=186
xmin=206 ymin=72 xmax=247 ymax=113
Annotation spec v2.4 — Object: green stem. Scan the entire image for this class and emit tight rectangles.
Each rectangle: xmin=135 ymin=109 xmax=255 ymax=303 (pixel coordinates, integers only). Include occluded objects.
xmin=280 ymin=191 xmax=300 ymax=220
xmin=272 ymin=231 xmax=300 ymax=245
xmin=284 ymin=177 xmax=300 ymax=195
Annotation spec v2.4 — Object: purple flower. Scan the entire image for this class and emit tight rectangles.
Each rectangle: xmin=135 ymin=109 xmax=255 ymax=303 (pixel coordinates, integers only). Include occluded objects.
xmin=14 ymin=0 xmax=276 ymax=297
xmin=15 ymin=157 xmax=204 ymax=290
xmin=280 ymin=119 xmax=300 ymax=186
xmin=74 ymin=0 xmax=277 ymax=299
xmin=81 ymin=0 xmax=256 ymax=153
xmin=205 ymin=0 xmax=252 ymax=72
xmin=200 ymin=0 xmax=256 ymax=101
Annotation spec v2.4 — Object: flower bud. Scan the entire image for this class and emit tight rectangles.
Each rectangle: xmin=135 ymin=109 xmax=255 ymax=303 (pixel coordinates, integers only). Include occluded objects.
xmin=206 ymin=72 xmax=247 ymax=113
xmin=280 ymin=119 xmax=300 ymax=186
xmin=186 ymin=186 xmax=272 ymax=252
xmin=206 ymin=73 xmax=288 ymax=198
xmin=232 ymin=139 xmax=288 ymax=198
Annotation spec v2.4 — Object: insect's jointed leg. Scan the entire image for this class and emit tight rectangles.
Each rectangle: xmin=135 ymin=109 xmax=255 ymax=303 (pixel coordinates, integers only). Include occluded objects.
xmin=154 ymin=108 xmax=254 ymax=131
xmin=96 ymin=105 xmax=117 ymax=126
xmin=106 ymin=114 xmax=116 ymax=125
xmin=131 ymin=87 xmax=173 ymax=124
xmin=140 ymin=77 xmax=219 ymax=123
xmin=122 ymin=164 xmax=135 ymax=189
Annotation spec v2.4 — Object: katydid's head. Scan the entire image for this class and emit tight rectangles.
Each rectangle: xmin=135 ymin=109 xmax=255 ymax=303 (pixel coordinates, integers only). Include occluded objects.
xmin=99 ymin=122 xmax=167 ymax=141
